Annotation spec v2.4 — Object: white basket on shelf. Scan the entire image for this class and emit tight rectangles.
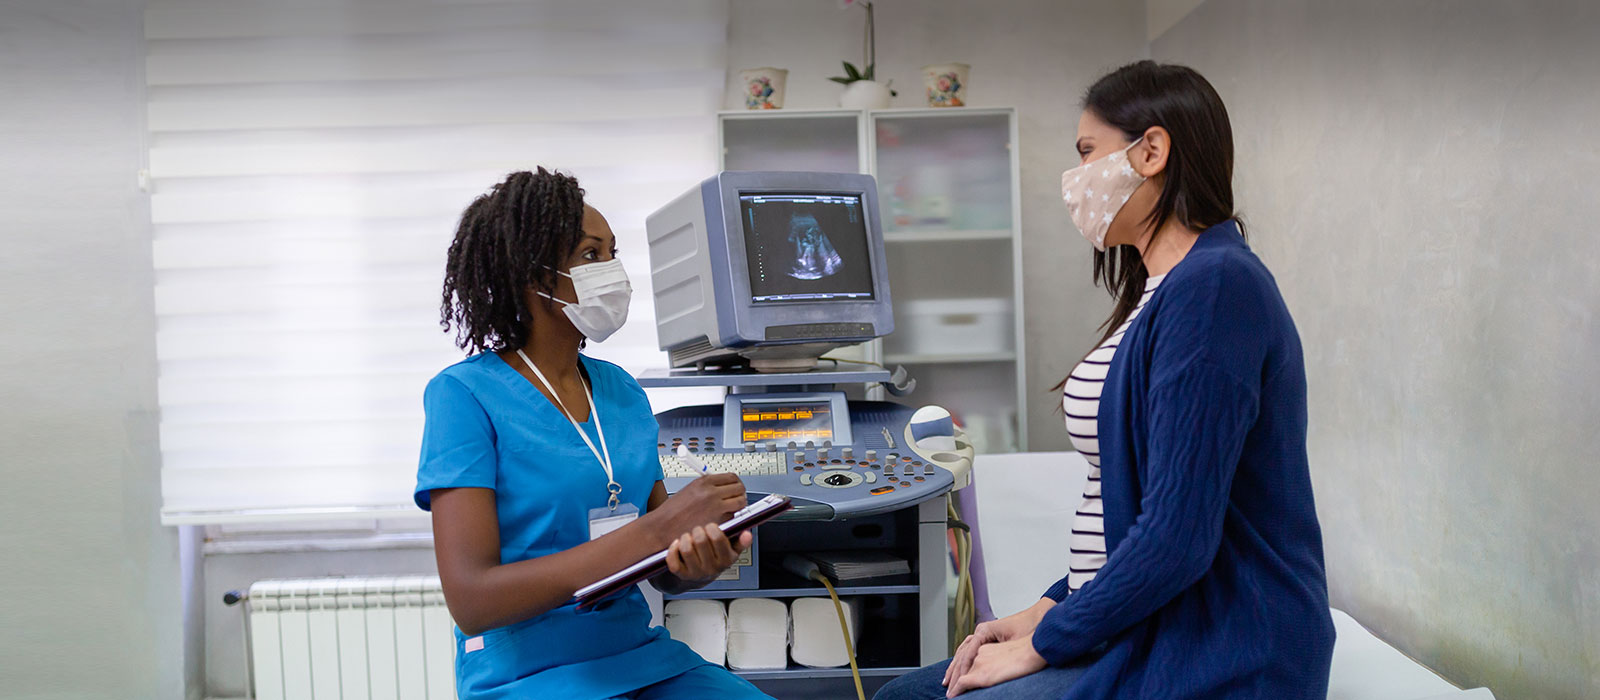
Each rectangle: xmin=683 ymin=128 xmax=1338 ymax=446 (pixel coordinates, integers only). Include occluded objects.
xmin=896 ymin=298 xmax=1013 ymax=357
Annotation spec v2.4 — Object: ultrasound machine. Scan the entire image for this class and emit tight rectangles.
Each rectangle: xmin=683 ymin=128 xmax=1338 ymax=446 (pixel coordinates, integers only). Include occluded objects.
xmin=642 ymin=172 xmax=973 ymax=691
xmin=644 ymin=171 xmax=972 ymax=514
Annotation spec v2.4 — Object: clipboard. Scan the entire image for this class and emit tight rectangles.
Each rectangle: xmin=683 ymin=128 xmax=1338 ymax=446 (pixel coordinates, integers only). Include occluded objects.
xmin=575 ymin=494 xmax=792 ymax=610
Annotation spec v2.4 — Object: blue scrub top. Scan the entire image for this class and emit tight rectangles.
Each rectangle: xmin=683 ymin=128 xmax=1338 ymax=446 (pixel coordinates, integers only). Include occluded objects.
xmin=415 ymin=352 xmax=707 ymax=700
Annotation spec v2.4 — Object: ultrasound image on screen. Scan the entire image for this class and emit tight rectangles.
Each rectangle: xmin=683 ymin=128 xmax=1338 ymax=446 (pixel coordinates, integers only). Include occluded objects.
xmin=740 ymin=193 xmax=875 ymax=304
xmin=786 ymin=214 xmax=843 ymax=280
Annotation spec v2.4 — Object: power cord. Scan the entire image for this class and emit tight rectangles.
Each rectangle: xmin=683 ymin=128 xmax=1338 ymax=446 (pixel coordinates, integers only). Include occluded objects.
xmin=948 ymin=498 xmax=977 ymax=647
xmin=808 ymin=570 xmax=866 ymax=700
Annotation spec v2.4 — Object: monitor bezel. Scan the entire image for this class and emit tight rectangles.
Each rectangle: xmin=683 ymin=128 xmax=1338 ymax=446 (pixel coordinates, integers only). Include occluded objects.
xmin=709 ymin=171 xmax=893 ymax=347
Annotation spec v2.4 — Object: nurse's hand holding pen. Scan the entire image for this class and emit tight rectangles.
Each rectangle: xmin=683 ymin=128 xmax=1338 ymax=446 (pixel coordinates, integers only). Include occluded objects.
xmin=644 ymin=472 xmax=754 ymax=592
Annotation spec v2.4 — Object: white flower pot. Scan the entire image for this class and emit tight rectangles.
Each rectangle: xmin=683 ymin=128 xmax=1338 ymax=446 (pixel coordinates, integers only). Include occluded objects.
xmin=838 ymin=80 xmax=893 ymax=110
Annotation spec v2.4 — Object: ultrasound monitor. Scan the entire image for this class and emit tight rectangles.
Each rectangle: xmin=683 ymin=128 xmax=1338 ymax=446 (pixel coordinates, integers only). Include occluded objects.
xmin=646 ymin=171 xmax=893 ymax=371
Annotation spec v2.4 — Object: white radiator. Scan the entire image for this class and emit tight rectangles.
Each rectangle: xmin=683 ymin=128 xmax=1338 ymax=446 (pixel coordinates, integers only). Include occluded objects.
xmin=245 ymin=576 xmax=456 ymax=700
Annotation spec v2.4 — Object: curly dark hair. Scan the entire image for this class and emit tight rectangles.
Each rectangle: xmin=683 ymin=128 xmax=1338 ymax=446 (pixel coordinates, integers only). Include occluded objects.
xmin=439 ymin=167 xmax=587 ymax=354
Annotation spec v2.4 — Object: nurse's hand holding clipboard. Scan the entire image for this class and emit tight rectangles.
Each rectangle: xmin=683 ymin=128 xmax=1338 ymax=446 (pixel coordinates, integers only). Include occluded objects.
xmin=643 ymin=472 xmax=755 ymax=592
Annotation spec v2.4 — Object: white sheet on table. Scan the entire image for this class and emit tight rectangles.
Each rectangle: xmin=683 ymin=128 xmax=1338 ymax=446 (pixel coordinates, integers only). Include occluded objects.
xmin=971 ymin=452 xmax=1087 ymax=618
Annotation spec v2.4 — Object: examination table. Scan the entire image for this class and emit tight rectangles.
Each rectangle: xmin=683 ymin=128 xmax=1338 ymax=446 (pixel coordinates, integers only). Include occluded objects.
xmin=967 ymin=452 xmax=1495 ymax=700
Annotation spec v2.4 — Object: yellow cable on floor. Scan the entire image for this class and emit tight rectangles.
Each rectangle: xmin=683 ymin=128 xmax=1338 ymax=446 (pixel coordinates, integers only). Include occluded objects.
xmin=810 ymin=571 xmax=866 ymax=700
xmin=949 ymin=498 xmax=976 ymax=646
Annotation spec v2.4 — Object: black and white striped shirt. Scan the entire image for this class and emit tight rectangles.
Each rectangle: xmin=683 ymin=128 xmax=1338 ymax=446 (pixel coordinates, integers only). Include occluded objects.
xmin=1062 ymin=273 xmax=1165 ymax=593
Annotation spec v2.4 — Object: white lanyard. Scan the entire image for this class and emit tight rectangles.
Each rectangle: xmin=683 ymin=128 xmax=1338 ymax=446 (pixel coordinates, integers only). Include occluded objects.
xmin=516 ymin=350 xmax=622 ymax=511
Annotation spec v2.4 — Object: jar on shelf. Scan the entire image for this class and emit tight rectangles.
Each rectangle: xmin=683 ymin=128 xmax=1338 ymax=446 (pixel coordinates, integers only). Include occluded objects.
xmin=922 ymin=63 xmax=969 ymax=107
xmin=738 ymin=67 xmax=788 ymax=110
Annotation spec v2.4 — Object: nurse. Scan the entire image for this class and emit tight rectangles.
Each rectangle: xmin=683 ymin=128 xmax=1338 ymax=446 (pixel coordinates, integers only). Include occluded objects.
xmin=417 ymin=168 xmax=773 ymax=700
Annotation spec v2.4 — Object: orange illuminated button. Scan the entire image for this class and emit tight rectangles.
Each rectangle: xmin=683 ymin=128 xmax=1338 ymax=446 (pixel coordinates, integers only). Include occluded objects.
xmin=870 ymin=486 xmax=895 ymax=495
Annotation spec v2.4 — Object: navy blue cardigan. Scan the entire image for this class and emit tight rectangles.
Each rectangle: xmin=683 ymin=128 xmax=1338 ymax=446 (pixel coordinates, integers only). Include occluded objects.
xmin=1033 ymin=220 xmax=1334 ymax=699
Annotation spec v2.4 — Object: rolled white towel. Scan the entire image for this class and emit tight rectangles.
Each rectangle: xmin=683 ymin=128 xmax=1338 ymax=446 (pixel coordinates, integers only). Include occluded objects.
xmin=663 ymin=599 xmax=727 ymax=666
xmin=726 ymin=598 xmax=789 ymax=670
xmin=789 ymin=597 xmax=859 ymax=668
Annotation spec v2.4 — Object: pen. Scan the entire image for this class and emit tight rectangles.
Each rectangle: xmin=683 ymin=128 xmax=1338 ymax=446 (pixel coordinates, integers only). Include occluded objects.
xmin=676 ymin=444 xmax=709 ymax=474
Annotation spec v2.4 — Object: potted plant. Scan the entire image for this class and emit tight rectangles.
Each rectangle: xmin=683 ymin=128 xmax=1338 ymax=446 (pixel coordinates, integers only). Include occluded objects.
xmin=830 ymin=0 xmax=896 ymax=109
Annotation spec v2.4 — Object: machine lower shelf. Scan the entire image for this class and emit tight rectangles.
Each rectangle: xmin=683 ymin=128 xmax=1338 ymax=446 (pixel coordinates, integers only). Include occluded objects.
xmin=731 ymin=665 xmax=920 ymax=681
xmin=661 ymin=583 xmax=919 ymax=601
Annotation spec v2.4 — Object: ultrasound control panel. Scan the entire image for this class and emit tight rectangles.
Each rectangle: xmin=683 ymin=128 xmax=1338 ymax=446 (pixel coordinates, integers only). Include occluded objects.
xmin=656 ymin=392 xmax=958 ymax=519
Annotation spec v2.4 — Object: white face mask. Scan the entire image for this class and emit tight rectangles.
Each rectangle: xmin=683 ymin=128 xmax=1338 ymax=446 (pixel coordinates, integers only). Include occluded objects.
xmin=538 ymin=259 xmax=632 ymax=342
xmin=1061 ymin=137 xmax=1147 ymax=251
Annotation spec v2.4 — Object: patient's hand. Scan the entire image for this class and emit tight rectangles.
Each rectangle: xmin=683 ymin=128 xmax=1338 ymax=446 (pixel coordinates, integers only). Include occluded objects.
xmin=943 ymin=597 xmax=1056 ymax=688
xmin=946 ymin=635 xmax=1048 ymax=697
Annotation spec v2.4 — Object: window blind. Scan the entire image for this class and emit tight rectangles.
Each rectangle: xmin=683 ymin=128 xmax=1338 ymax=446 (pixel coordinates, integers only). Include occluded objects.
xmin=151 ymin=0 xmax=728 ymax=524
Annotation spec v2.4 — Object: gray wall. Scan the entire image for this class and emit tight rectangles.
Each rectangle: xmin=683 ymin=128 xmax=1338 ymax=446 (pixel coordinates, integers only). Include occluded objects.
xmin=726 ymin=0 xmax=1148 ymax=451
xmin=1152 ymin=2 xmax=1600 ymax=698
xmin=0 ymin=0 xmax=191 ymax=698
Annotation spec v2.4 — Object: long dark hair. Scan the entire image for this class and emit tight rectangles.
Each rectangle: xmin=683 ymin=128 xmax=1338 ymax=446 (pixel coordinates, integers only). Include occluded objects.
xmin=1055 ymin=61 xmax=1240 ymax=392
xmin=440 ymin=167 xmax=587 ymax=354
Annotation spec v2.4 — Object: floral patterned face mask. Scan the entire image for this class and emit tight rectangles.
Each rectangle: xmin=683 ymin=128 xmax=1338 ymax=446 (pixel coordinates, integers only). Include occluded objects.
xmin=1061 ymin=137 xmax=1146 ymax=251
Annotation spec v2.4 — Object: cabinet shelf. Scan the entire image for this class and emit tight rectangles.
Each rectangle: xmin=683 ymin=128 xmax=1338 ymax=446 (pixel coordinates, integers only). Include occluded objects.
xmin=718 ymin=108 xmax=862 ymax=120
xmin=661 ymin=583 xmax=919 ymax=601
xmin=718 ymin=106 xmax=1028 ymax=451
xmin=883 ymin=228 xmax=1013 ymax=243
xmin=883 ymin=351 xmax=1016 ymax=365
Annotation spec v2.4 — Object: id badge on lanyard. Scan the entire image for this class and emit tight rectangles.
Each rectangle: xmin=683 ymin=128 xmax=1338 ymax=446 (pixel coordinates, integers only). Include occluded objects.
xmin=588 ymin=503 xmax=639 ymax=541
xmin=517 ymin=351 xmax=632 ymax=539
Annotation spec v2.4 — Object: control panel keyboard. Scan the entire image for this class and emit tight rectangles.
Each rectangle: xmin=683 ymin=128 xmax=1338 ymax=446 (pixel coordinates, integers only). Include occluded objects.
xmin=660 ymin=452 xmax=785 ymax=478
xmin=655 ymin=399 xmax=961 ymax=520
